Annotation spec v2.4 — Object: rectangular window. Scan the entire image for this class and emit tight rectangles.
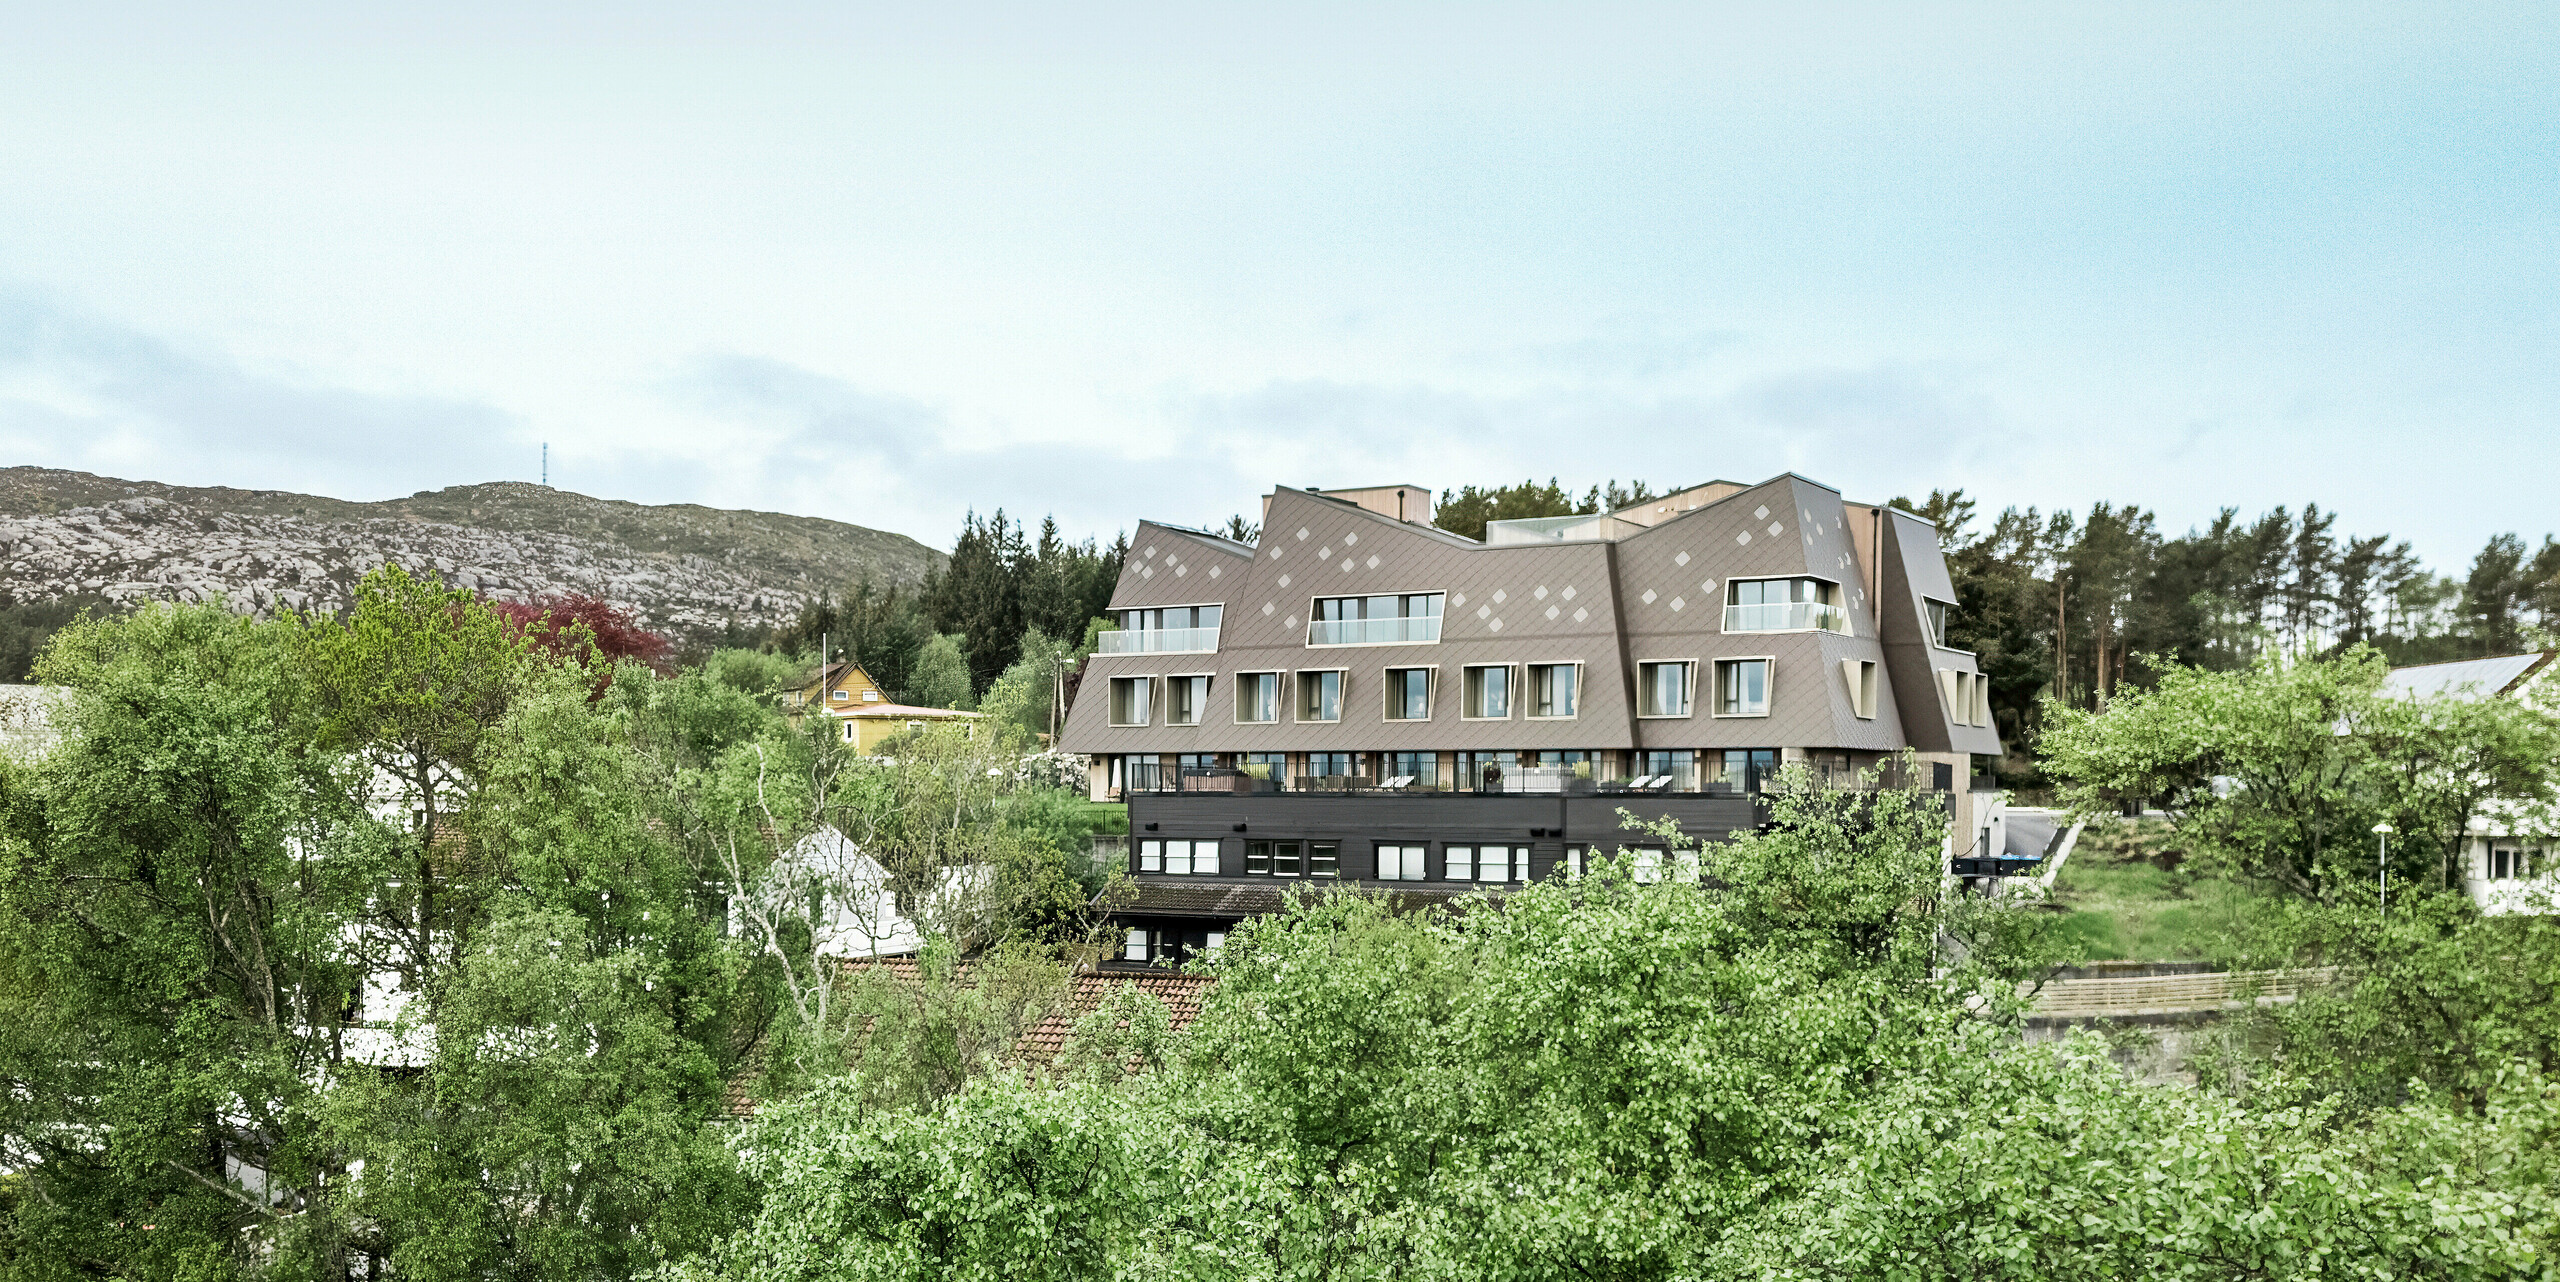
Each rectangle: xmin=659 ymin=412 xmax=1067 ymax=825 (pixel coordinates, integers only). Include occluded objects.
xmin=1528 ymin=663 xmax=1579 ymax=718
xmin=1166 ymin=675 xmax=1208 ymax=726
xmin=1108 ymin=676 xmax=1154 ymax=726
xmin=1307 ymin=593 xmax=1445 ymax=645
xmin=1639 ymin=749 xmax=1696 ymax=791
xmin=1705 ymin=749 xmax=1779 ymax=793
xmin=1124 ymin=928 xmax=1149 ymax=962
xmin=1245 ymin=840 xmax=1305 ymax=876
xmin=1235 ymin=672 xmax=1280 ymax=723
xmin=1308 ymin=842 xmax=1339 ymax=878
xmin=1138 ymin=839 xmax=1162 ymax=872
xmin=1194 ymin=840 xmax=1220 ymax=875
xmin=1724 ymin=577 xmax=1848 ymax=633
xmin=1937 ymin=670 xmax=1988 ymax=727
xmin=1448 ymin=845 xmax=1527 ymax=883
xmin=1715 ymin=659 xmax=1771 ymax=716
xmin=1924 ymin=600 xmax=1951 ymax=648
xmin=1297 ymin=670 xmax=1343 ymax=722
xmin=1377 ymin=844 xmax=1428 ymax=880
xmin=1307 ymin=751 xmax=1356 ymax=778
xmin=1239 ymin=751 xmax=1286 ymax=786
xmin=1457 ymin=751 xmax=1500 ymax=791
xmin=1384 ymin=750 xmax=1435 ymax=787
xmin=1840 ymin=659 xmax=1880 ymax=719
xmin=1638 ymin=661 xmax=1693 ymax=717
xmin=832 ymin=689 xmax=849 ymax=701
xmin=1163 ymin=840 xmax=1192 ymax=876
xmin=1384 ymin=667 xmax=1433 ymax=720
xmin=1462 ymin=665 xmax=1513 ymax=718
xmin=1565 ymin=844 xmax=1587 ymax=879
xmin=1108 ymin=604 xmax=1225 ymax=654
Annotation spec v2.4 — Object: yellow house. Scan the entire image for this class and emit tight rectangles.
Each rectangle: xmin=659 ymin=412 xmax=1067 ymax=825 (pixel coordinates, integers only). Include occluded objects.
xmin=788 ymin=660 xmax=891 ymax=712
xmin=789 ymin=660 xmax=984 ymax=754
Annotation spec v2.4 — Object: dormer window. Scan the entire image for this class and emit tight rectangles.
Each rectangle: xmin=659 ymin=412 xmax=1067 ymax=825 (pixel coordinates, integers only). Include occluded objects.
xmin=1724 ymin=578 xmax=1848 ymax=634
xmin=1308 ymin=593 xmax=1443 ymax=645
xmin=1924 ymin=599 xmax=1952 ymax=648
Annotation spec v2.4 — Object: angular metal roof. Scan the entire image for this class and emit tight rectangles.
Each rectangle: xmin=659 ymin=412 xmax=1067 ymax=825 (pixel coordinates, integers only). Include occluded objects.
xmin=2384 ymin=652 xmax=2555 ymax=702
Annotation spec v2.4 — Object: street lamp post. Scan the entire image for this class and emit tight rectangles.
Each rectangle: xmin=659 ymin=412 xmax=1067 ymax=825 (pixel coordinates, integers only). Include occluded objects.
xmin=2373 ymin=822 xmax=2394 ymax=920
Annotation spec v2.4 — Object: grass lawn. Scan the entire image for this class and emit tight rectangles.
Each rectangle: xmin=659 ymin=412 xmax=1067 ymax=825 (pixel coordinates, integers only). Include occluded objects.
xmin=1073 ymin=799 xmax=1129 ymax=835
xmin=2048 ymin=818 xmax=2276 ymax=962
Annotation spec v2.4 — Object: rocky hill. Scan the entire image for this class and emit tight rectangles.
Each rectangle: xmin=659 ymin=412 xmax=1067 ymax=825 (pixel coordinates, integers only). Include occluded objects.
xmin=0 ymin=468 xmax=942 ymax=644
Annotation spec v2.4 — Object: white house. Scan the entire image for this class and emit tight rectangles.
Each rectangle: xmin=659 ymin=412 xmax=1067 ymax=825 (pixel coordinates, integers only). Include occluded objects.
xmin=2384 ymin=652 xmax=2559 ymax=915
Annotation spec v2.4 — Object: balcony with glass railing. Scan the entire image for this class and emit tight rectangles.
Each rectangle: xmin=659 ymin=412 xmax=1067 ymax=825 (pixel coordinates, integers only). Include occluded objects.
xmin=1095 ymin=626 xmax=1220 ymax=655
xmin=1721 ymin=601 xmax=1851 ymax=634
xmin=1306 ymin=615 xmax=1443 ymax=646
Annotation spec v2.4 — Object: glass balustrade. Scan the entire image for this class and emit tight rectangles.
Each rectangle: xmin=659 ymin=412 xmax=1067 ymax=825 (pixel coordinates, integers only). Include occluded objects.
xmin=1305 ymin=615 xmax=1443 ymax=646
xmin=1721 ymin=601 xmax=1850 ymax=634
xmin=1095 ymin=626 xmax=1220 ymax=654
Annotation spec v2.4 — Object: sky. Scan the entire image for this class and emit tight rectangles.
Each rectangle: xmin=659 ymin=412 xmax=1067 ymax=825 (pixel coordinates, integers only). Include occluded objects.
xmin=0 ymin=1 xmax=2553 ymax=571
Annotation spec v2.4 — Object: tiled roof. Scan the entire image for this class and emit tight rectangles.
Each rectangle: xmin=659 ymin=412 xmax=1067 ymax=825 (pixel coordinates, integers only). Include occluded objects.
xmin=1014 ymin=970 xmax=1216 ymax=1063
xmin=723 ymin=959 xmax=1218 ymax=1116
xmin=1117 ymin=879 xmax=1480 ymax=918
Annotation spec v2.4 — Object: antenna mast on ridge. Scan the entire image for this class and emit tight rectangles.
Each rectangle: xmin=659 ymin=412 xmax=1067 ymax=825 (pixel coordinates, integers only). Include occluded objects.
xmin=542 ymin=442 xmax=548 ymax=487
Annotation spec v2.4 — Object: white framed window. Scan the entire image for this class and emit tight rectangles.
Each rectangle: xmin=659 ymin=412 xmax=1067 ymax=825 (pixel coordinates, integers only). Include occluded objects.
xmin=1924 ymin=599 xmax=1953 ymax=648
xmin=1445 ymin=845 xmax=1530 ymax=884
xmin=1107 ymin=676 xmax=1154 ymax=726
xmin=1124 ymin=928 xmax=1149 ymax=962
xmin=1307 ymin=592 xmax=1445 ymax=646
xmin=1245 ymin=840 xmax=1308 ymax=876
xmin=1139 ymin=840 xmax=1161 ymax=872
xmin=1526 ymin=662 xmax=1580 ymax=719
xmin=1462 ymin=664 xmax=1514 ymax=719
xmin=1166 ymin=674 xmax=1210 ymax=726
xmin=831 ymin=689 xmax=850 ymax=701
xmin=1637 ymin=660 xmax=1694 ymax=718
xmin=1714 ymin=658 xmax=1772 ymax=717
xmin=1308 ymin=842 xmax=1339 ymax=878
xmin=1296 ymin=669 xmax=1344 ymax=722
xmin=863 ymin=690 xmax=882 ymax=701
xmin=1564 ymin=844 xmax=1588 ymax=880
xmin=1840 ymin=659 xmax=1880 ymax=719
xmin=1383 ymin=666 xmax=1435 ymax=720
xmin=1377 ymin=844 xmax=1428 ymax=881
xmin=1235 ymin=671 xmax=1280 ymax=724
xmin=1724 ymin=577 xmax=1849 ymax=634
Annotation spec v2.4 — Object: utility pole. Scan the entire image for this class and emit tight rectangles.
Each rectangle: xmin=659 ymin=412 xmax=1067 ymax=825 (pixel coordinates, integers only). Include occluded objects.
xmin=541 ymin=442 xmax=548 ymax=487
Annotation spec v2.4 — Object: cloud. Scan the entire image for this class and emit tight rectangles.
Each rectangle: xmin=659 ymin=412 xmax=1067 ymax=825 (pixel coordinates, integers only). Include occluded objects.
xmin=0 ymin=286 xmax=528 ymax=498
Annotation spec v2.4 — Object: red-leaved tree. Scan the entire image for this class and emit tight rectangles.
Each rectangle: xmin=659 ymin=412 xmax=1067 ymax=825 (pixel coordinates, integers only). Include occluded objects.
xmin=490 ymin=593 xmax=674 ymax=674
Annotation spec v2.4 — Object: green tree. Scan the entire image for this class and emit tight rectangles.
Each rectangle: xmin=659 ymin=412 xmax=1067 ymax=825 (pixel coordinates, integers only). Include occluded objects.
xmin=904 ymin=633 xmax=975 ymax=710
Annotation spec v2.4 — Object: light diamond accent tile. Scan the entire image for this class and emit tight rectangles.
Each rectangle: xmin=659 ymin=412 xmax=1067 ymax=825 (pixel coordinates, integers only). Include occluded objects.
xmin=1285 ymin=616 xmax=1299 ymax=630
xmin=1674 ymin=551 xmax=1690 ymax=567
xmin=1297 ymin=527 xmax=1310 ymax=541
xmin=1269 ymin=547 xmax=1284 ymax=560
xmin=1278 ymin=574 xmax=1291 ymax=587
xmin=1768 ymin=522 xmax=1784 ymax=536
xmin=1144 ymin=545 xmax=1158 ymax=559
xmin=1488 ymin=618 xmax=1504 ymax=632
xmin=1366 ymin=554 xmax=1381 ymax=569
xmin=1754 ymin=505 xmax=1770 ymax=520
xmin=1573 ymin=607 xmax=1589 ymax=623
xmin=1209 ymin=565 xmax=1222 ymax=579
xmin=1452 ymin=592 xmax=1466 ymax=607
xmin=1641 ymin=589 xmax=1657 ymax=604
xmin=1544 ymin=605 xmax=1560 ymax=620
xmin=1341 ymin=558 xmax=1355 ymax=572
xmin=1318 ymin=546 xmax=1332 ymax=559
xmin=1175 ymin=565 xmax=1187 ymax=576
xmin=1343 ymin=532 xmax=1358 ymax=545
xmin=1534 ymin=585 xmax=1549 ymax=600
xmin=1262 ymin=602 xmax=1275 ymax=615
xmin=1669 ymin=596 xmax=1685 ymax=612
xmin=1736 ymin=531 xmax=1752 ymax=545
xmin=1492 ymin=589 xmax=1508 ymax=604
xmin=1560 ymin=585 xmax=1576 ymax=600
xmin=1141 ymin=566 xmax=1155 ymax=578
xmin=1476 ymin=604 xmax=1491 ymax=619
xmin=1700 ymin=579 xmax=1716 ymax=595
